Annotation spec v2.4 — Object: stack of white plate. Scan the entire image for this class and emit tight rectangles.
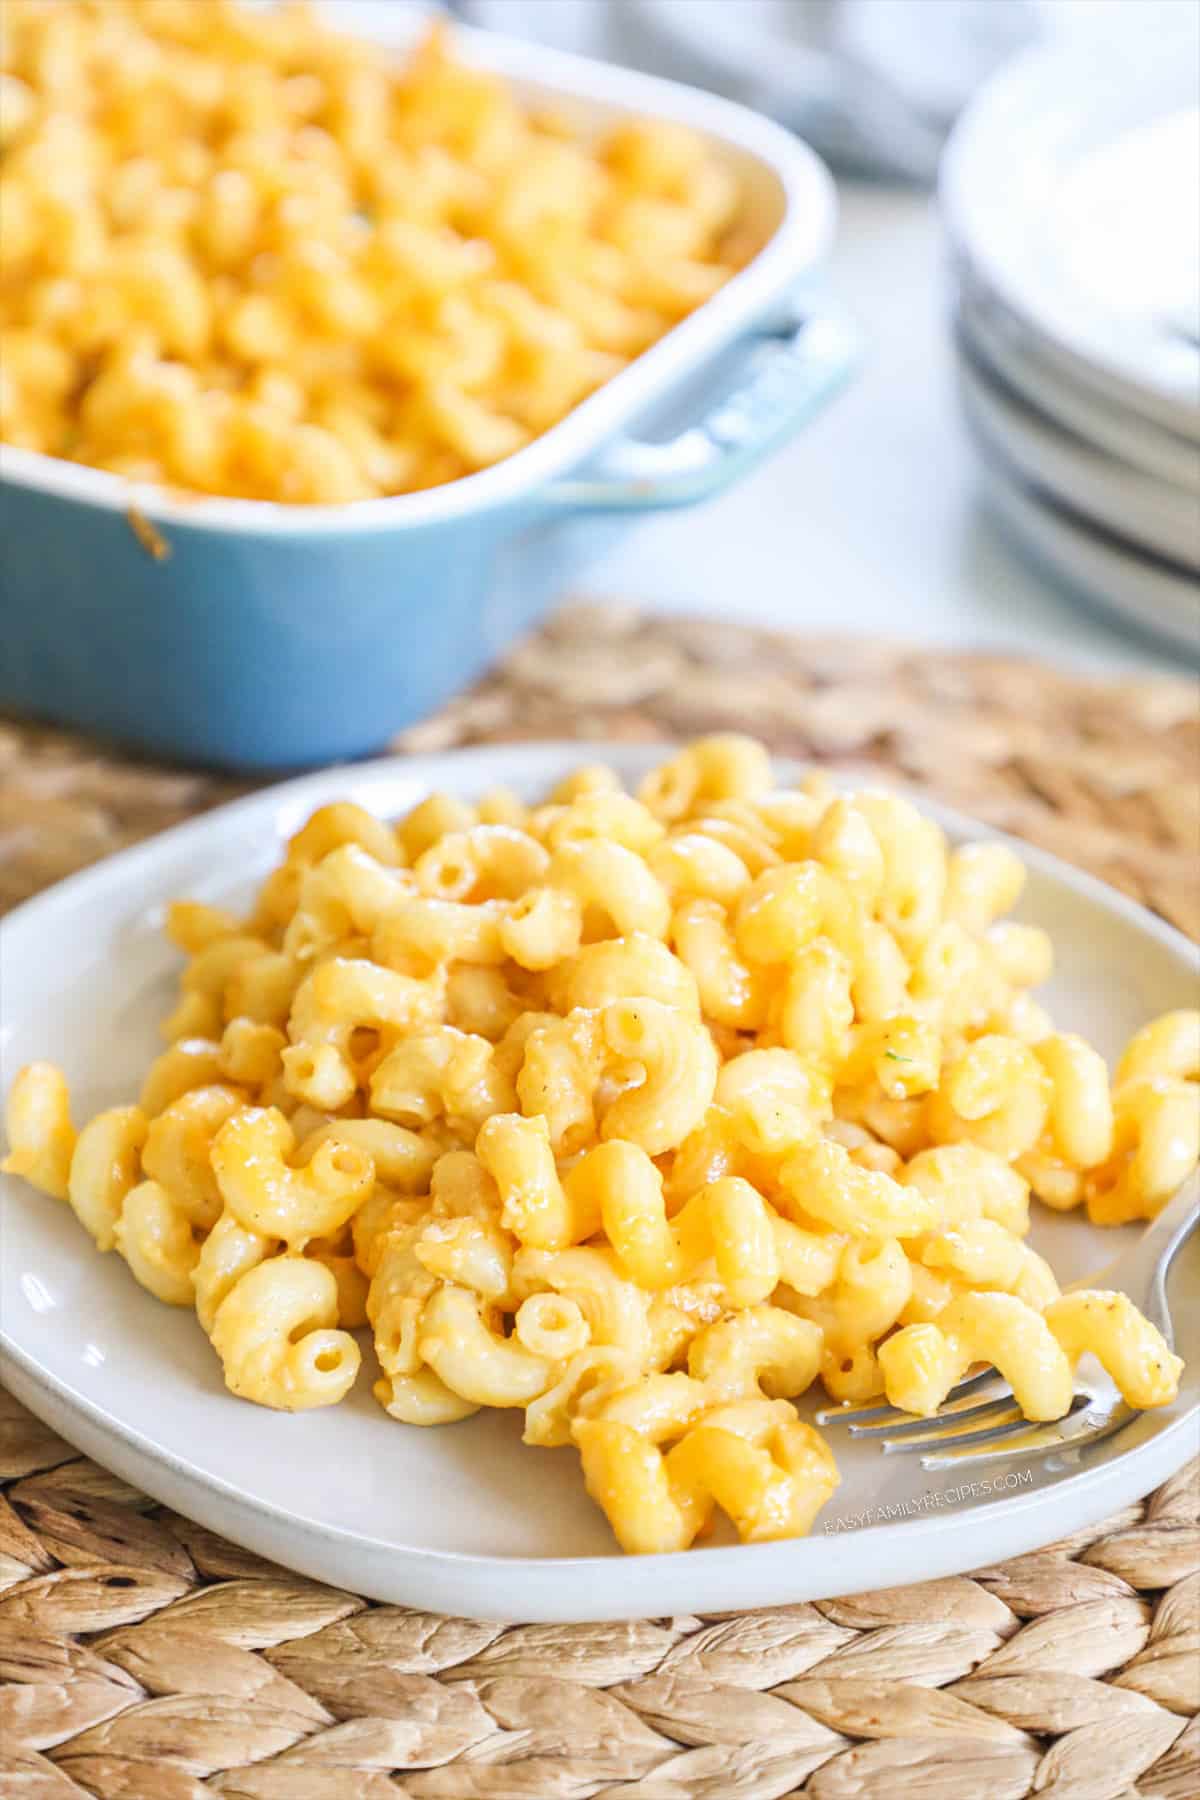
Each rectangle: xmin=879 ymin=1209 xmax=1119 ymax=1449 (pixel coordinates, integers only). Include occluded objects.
xmin=941 ymin=28 xmax=1200 ymax=657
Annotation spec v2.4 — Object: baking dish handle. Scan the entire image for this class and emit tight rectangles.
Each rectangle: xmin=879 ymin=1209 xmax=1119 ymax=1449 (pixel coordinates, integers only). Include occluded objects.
xmin=539 ymin=296 xmax=858 ymax=513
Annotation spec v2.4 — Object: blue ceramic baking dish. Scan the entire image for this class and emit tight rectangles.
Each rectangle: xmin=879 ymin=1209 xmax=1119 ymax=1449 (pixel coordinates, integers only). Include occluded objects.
xmin=0 ymin=13 xmax=855 ymax=771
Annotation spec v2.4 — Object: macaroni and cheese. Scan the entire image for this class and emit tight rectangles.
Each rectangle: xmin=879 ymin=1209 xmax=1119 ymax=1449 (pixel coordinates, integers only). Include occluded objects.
xmin=4 ymin=738 xmax=1193 ymax=1554
xmin=0 ymin=1 xmax=751 ymax=502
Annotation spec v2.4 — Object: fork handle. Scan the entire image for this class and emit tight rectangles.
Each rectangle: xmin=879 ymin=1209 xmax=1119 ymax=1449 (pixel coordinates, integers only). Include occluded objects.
xmin=1134 ymin=1171 xmax=1200 ymax=1277
xmin=1105 ymin=1172 xmax=1200 ymax=1344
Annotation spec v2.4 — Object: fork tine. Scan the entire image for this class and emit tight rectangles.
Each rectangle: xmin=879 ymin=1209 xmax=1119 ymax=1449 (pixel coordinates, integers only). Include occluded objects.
xmin=848 ymin=1394 xmax=1020 ymax=1439
xmin=919 ymin=1401 xmax=1137 ymax=1469
xmin=877 ymin=1406 xmax=1030 ymax=1455
xmin=815 ymin=1369 xmax=1011 ymax=1429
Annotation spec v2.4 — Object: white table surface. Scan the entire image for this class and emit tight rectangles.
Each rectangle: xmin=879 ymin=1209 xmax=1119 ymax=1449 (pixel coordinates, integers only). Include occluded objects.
xmin=584 ymin=181 xmax=1187 ymax=676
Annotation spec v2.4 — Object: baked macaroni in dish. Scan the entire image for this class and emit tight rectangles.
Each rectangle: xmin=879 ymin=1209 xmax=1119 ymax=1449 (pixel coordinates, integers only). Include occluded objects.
xmin=5 ymin=740 xmax=1195 ymax=1553
xmin=0 ymin=1 xmax=752 ymax=502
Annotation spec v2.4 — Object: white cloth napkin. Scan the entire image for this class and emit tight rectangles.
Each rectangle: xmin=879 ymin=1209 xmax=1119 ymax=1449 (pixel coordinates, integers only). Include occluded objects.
xmin=448 ymin=0 xmax=1039 ymax=179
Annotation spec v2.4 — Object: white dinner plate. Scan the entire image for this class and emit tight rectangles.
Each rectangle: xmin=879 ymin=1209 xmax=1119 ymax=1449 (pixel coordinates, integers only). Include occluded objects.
xmin=971 ymin=430 xmax=1200 ymax=662
xmin=2 ymin=745 xmax=1198 ymax=1621
xmin=958 ymin=288 xmax=1200 ymax=499
xmin=942 ymin=35 xmax=1200 ymax=440
xmin=957 ymin=347 xmax=1200 ymax=574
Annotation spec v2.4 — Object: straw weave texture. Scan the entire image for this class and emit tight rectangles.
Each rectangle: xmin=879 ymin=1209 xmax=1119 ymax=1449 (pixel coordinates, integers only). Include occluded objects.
xmin=2 ymin=604 xmax=1197 ymax=1798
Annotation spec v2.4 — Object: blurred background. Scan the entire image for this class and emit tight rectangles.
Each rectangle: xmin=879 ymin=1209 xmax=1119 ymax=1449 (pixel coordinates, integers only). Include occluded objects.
xmin=2 ymin=0 xmax=1196 ymax=771
xmin=443 ymin=0 xmax=1200 ymax=672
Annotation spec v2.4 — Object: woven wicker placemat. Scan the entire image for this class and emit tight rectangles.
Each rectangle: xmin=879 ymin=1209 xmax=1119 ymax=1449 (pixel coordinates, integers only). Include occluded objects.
xmin=1 ymin=604 xmax=1197 ymax=1800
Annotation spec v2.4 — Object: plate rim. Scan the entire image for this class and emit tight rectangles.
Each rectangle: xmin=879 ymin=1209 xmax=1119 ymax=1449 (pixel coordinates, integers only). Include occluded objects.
xmin=956 ymin=342 xmax=1200 ymax=572
xmin=956 ymin=289 xmax=1200 ymax=497
xmin=3 ymin=742 xmax=1198 ymax=1618
xmin=970 ymin=426 xmax=1200 ymax=661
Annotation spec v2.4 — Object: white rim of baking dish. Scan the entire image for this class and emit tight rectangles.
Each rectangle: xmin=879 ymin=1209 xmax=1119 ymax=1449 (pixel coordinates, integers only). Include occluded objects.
xmin=0 ymin=9 xmax=836 ymax=538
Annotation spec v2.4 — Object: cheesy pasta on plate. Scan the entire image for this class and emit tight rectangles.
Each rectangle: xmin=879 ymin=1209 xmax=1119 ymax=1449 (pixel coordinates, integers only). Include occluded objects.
xmin=0 ymin=1 xmax=752 ymax=503
xmin=5 ymin=739 xmax=1194 ymax=1554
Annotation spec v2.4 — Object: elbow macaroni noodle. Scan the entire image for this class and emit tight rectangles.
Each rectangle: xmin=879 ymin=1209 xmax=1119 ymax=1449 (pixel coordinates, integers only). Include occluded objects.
xmin=3 ymin=738 xmax=1194 ymax=1553
xmin=0 ymin=3 xmax=753 ymax=503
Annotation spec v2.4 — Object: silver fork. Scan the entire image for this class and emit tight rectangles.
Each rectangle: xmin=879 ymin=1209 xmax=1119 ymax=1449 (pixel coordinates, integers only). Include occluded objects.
xmin=815 ymin=1172 xmax=1200 ymax=1470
